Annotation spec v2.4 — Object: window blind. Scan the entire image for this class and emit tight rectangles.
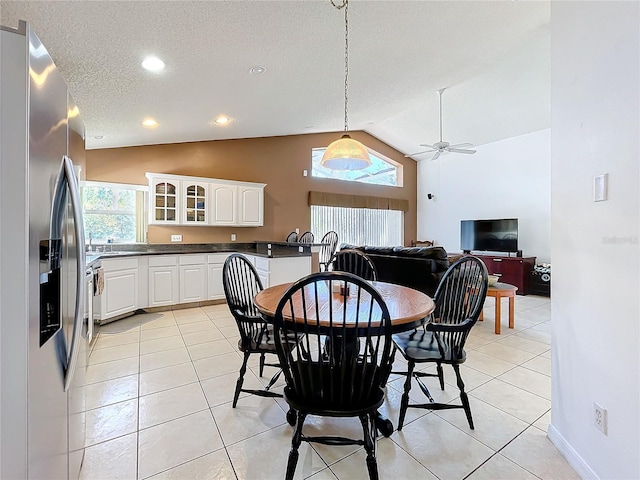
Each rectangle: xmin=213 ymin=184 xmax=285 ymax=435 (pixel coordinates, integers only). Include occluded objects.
xmin=311 ymin=205 xmax=403 ymax=248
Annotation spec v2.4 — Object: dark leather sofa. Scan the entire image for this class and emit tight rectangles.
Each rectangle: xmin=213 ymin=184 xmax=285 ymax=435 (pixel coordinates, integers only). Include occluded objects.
xmin=338 ymin=244 xmax=450 ymax=297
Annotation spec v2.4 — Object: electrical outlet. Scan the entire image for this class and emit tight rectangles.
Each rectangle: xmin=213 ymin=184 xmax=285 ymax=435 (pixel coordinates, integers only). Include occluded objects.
xmin=594 ymin=402 xmax=607 ymax=434
xmin=170 ymin=234 xmax=182 ymax=242
xmin=295 ymin=228 xmax=299 ymax=234
xmin=231 ymin=233 xmax=236 ymax=241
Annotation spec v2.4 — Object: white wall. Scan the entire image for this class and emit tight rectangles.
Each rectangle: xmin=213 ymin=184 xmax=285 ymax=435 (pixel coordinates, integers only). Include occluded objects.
xmin=549 ymin=2 xmax=639 ymax=480
xmin=417 ymin=129 xmax=551 ymax=262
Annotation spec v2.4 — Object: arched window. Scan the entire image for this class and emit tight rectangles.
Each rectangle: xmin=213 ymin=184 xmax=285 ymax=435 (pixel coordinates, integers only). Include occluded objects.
xmin=311 ymin=147 xmax=402 ymax=187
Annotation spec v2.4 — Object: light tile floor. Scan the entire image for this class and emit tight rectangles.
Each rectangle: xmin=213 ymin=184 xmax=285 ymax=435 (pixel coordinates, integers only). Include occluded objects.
xmin=80 ymin=294 xmax=579 ymax=480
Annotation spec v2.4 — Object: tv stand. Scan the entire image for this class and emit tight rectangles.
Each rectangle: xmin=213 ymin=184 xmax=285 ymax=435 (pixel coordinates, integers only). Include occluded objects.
xmin=473 ymin=254 xmax=536 ymax=295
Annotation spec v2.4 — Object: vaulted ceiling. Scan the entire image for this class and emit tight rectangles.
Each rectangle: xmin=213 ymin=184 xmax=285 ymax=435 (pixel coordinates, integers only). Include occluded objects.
xmin=1 ymin=1 xmax=550 ymax=157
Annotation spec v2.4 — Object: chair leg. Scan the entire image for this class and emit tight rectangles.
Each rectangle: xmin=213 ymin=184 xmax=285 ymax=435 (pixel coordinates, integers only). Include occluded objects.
xmin=285 ymin=411 xmax=307 ymax=480
xmin=259 ymin=352 xmax=266 ymax=377
xmin=453 ymin=364 xmax=474 ymax=429
xmin=380 ymin=346 xmax=396 ymax=389
xmin=436 ymin=363 xmax=445 ymax=390
xmin=233 ymin=352 xmax=250 ymax=408
xmin=397 ymin=360 xmax=415 ymax=431
xmin=360 ymin=414 xmax=379 ymax=480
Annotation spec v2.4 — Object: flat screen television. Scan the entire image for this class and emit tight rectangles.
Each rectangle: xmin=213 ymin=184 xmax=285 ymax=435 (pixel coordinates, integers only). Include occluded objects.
xmin=460 ymin=218 xmax=518 ymax=253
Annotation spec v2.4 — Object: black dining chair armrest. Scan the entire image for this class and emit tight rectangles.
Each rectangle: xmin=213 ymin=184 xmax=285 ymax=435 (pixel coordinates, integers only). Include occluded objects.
xmin=233 ymin=310 xmax=268 ymax=324
xmin=425 ymin=317 xmax=474 ymax=333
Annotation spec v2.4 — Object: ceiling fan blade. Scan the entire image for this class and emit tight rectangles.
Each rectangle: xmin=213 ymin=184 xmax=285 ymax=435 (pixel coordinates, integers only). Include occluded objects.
xmin=419 ymin=144 xmax=437 ymax=149
xmin=447 ymin=148 xmax=476 ymax=154
xmin=448 ymin=143 xmax=474 ymax=149
xmin=404 ymin=149 xmax=436 ymax=157
xmin=430 ymin=150 xmax=441 ymax=161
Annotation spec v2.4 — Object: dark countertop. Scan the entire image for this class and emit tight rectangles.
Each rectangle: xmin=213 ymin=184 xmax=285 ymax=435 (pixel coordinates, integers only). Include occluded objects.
xmin=86 ymin=241 xmax=312 ymax=267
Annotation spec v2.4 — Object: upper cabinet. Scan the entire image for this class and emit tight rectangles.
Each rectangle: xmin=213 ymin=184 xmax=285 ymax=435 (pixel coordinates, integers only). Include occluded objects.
xmin=210 ymin=183 xmax=237 ymax=226
xmin=182 ymin=181 xmax=208 ymax=225
xmin=151 ymin=178 xmax=179 ymax=224
xmin=237 ymin=184 xmax=264 ymax=226
xmin=146 ymin=172 xmax=265 ymax=227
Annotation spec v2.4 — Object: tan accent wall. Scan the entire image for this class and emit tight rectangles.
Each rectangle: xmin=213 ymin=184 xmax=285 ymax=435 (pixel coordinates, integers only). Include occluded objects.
xmin=86 ymin=131 xmax=417 ymax=245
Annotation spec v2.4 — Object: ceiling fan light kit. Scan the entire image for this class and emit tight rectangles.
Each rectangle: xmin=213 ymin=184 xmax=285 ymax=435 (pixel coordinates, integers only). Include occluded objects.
xmin=406 ymin=88 xmax=476 ymax=161
xmin=320 ymin=0 xmax=372 ymax=171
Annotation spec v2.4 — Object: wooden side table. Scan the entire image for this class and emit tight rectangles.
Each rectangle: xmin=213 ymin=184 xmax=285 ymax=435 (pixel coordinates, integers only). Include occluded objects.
xmin=479 ymin=282 xmax=518 ymax=334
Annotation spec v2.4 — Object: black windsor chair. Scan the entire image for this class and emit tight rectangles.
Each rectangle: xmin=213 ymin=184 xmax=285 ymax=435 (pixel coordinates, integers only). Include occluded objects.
xmin=331 ymin=248 xmax=378 ymax=281
xmin=285 ymin=231 xmax=298 ymax=243
xmin=392 ymin=256 xmax=488 ymax=429
xmin=273 ymin=272 xmax=395 ymax=480
xmin=298 ymin=231 xmax=314 ymax=243
xmin=222 ymin=253 xmax=283 ymax=407
xmin=318 ymin=231 xmax=339 ymax=272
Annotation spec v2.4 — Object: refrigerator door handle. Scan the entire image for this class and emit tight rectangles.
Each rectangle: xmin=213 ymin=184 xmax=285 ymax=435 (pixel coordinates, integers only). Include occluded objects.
xmin=50 ymin=155 xmax=86 ymax=392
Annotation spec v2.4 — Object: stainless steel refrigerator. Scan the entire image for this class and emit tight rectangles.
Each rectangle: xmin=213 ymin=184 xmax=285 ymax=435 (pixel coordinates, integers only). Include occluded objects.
xmin=1 ymin=21 xmax=87 ymax=479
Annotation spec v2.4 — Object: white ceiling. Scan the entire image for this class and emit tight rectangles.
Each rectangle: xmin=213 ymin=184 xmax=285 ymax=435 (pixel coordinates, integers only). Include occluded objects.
xmin=1 ymin=1 xmax=550 ymax=156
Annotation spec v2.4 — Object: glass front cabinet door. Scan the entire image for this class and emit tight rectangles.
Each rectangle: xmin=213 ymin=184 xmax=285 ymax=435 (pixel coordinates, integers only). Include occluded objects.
xmin=182 ymin=181 xmax=208 ymax=224
xmin=151 ymin=179 xmax=179 ymax=224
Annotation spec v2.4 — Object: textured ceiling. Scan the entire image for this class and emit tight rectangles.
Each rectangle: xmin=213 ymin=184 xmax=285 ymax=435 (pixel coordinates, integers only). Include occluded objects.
xmin=0 ymin=1 xmax=550 ymax=156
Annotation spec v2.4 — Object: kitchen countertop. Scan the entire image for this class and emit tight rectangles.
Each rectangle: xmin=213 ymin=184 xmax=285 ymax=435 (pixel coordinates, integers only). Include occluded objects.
xmin=86 ymin=241 xmax=314 ymax=267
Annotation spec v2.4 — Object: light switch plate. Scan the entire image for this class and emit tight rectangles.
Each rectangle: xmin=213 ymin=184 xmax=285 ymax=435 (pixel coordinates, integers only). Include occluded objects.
xmin=171 ymin=234 xmax=182 ymax=242
xmin=295 ymin=228 xmax=300 ymax=234
xmin=231 ymin=233 xmax=237 ymax=241
xmin=594 ymin=173 xmax=608 ymax=202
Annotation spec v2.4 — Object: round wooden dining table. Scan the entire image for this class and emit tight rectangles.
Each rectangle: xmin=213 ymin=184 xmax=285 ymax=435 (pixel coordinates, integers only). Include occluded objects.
xmin=254 ymin=280 xmax=435 ymax=332
xmin=254 ymin=280 xmax=435 ymax=435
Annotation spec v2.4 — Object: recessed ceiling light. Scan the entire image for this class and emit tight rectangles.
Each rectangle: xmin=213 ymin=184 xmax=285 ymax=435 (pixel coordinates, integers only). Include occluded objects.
xmin=94 ymin=135 xmax=104 ymax=139
xmin=142 ymin=56 xmax=165 ymax=72
xmin=214 ymin=116 xmax=231 ymax=125
xmin=142 ymin=118 xmax=158 ymax=127
xmin=248 ymin=65 xmax=266 ymax=75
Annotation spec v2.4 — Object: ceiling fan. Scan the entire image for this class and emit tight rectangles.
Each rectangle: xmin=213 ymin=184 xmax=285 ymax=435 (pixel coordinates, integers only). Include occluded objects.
xmin=406 ymin=88 xmax=476 ymax=161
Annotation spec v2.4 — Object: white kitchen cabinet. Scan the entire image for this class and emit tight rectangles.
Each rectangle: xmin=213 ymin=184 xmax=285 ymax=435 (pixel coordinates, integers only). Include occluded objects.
xmin=209 ymin=183 xmax=237 ymax=226
xmin=148 ymin=256 xmax=178 ymax=307
xmin=146 ymin=172 xmax=265 ymax=227
xmin=241 ymin=254 xmax=311 ymax=289
xmin=237 ymin=184 xmax=264 ymax=226
xmin=96 ymin=258 xmax=139 ymax=321
xmin=94 ymin=251 xmax=311 ymax=321
xmin=267 ymin=256 xmax=311 ymax=286
xmin=207 ymin=253 xmax=230 ymax=300
xmin=179 ymin=254 xmax=207 ymax=303
xmin=254 ymin=256 xmax=270 ymax=288
xmin=148 ymin=176 xmax=179 ymax=225
xmin=182 ymin=181 xmax=208 ymax=225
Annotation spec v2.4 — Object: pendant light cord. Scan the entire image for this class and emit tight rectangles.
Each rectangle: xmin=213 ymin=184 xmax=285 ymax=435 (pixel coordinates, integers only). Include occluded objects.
xmin=331 ymin=0 xmax=350 ymax=134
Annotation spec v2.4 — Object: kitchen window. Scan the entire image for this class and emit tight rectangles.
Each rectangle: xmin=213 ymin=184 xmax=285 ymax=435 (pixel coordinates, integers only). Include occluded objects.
xmin=81 ymin=181 xmax=147 ymax=244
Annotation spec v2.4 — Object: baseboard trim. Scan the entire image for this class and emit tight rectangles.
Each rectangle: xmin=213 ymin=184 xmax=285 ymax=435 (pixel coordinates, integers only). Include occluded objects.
xmin=547 ymin=423 xmax=599 ymax=480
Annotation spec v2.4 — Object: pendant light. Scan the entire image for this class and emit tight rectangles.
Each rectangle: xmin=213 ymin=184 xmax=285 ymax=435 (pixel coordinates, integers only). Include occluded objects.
xmin=320 ymin=0 xmax=372 ymax=171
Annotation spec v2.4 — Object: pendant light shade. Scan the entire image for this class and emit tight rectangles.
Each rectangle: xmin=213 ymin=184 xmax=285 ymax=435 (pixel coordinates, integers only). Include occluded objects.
xmin=321 ymin=134 xmax=371 ymax=170
xmin=321 ymin=0 xmax=371 ymax=171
